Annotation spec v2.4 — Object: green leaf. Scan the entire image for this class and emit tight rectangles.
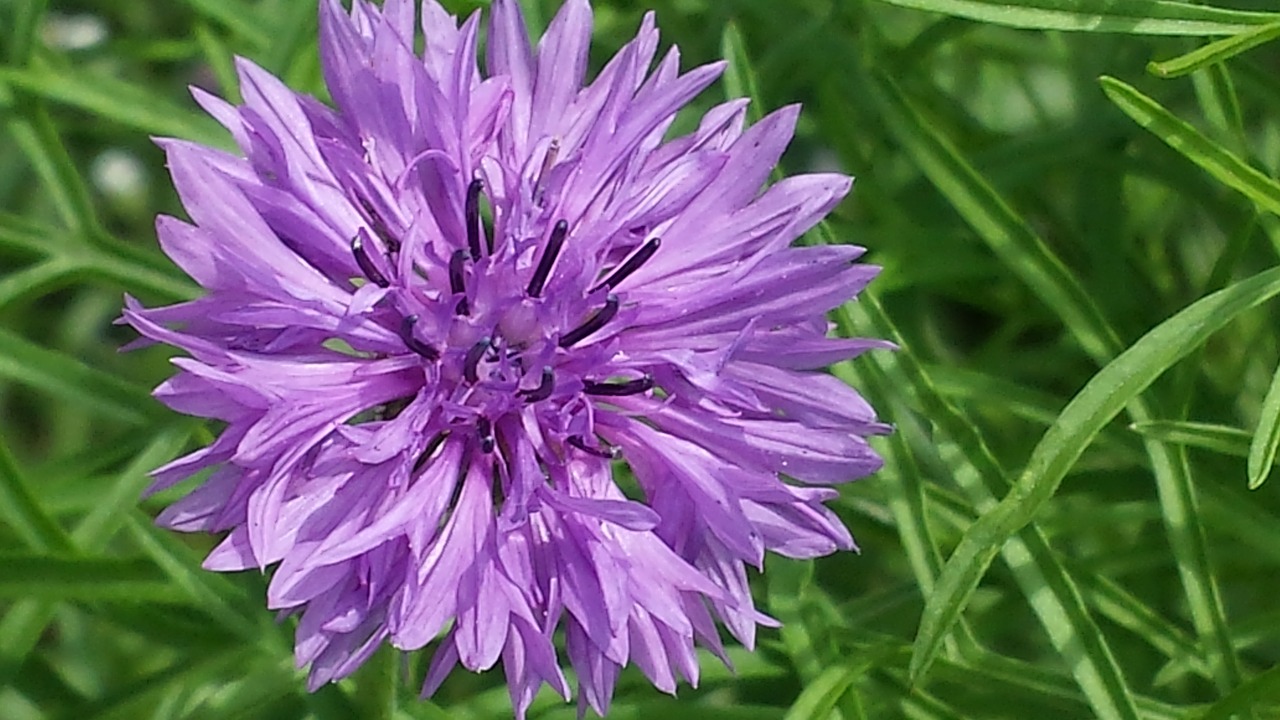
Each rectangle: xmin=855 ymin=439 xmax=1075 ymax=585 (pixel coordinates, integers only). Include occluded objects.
xmin=783 ymin=663 xmax=866 ymax=720
xmin=1247 ymin=361 xmax=1280 ymax=488
xmin=177 ymin=0 xmax=271 ymax=49
xmin=914 ymin=264 xmax=1280 ymax=688
xmin=6 ymin=0 xmax=46 ymax=65
xmin=0 ymin=555 xmax=173 ymax=601
xmin=0 ymin=327 xmax=161 ymax=425
xmin=72 ymin=428 xmax=194 ymax=546
xmin=1193 ymin=663 xmax=1280 ymax=720
xmin=0 ymin=430 xmax=193 ymax=686
xmin=0 ymin=437 xmax=75 ymax=554
xmin=1130 ymin=420 xmax=1251 ymax=457
xmin=766 ymin=557 xmax=824 ymax=681
xmin=0 ymin=60 xmax=228 ymax=147
xmin=1077 ymin=572 xmax=1213 ymax=680
xmin=721 ymin=22 xmax=766 ymax=125
xmin=1149 ymin=21 xmax=1280 ymax=78
xmin=66 ymin=648 xmax=263 ymax=720
xmin=0 ymin=212 xmax=55 ymax=257
xmin=1101 ymin=76 xmax=1280 ymax=217
xmin=2 ymin=98 xmax=99 ymax=237
xmin=856 ymin=65 xmax=1241 ymax=709
xmin=124 ymin=513 xmax=261 ymax=641
xmin=845 ymin=297 xmax=1141 ymax=720
xmin=867 ymin=70 xmax=1118 ymax=363
xmin=868 ymin=0 xmax=1280 ymax=36
xmin=0 ymin=258 xmax=78 ymax=310
xmin=80 ymin=247 xmax=200 ymax=302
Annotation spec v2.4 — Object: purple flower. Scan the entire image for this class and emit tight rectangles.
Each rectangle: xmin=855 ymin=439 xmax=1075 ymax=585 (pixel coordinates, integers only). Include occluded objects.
xmin=124 ymin=0 xmax=889 ymax=715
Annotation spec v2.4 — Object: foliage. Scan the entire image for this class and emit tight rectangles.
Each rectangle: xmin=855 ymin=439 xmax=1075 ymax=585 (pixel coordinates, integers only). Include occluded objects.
xmin=3 ymin=0 xmax=1280 ymax=717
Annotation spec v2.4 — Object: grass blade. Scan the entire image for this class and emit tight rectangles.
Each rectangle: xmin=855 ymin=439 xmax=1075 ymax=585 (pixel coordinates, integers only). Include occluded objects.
xmin=1149 ymin=21 xmax=1280 ymax=78
xmin=0 ymin=436 xmax=75 ymax=554
xmin=0 ymin=60 xmax=227 ymax=147
xmin=178 ymin=0 xmax=271 ymax=49
xmin=721 ymin=22 xmax=766 ymax=124
xmin=914 ymin=264 xmax=1280 ymax=688
xmin=867 ymin=70 xmax=1118 ymax=362
xmin=0 ymin=327 xmax=160 ymax=425
xmin=0 ymin=555 xmax=173 ymax=601
xmin=1101 ymin=76 xmax=1280 ymax=216
xmin=2 ymin=94 xmax=99 ymax=237
xmin=1247 ymin=362 xmax=1280 ymax=488
xmin=868 ymin=0 xmax=1280 ymax=36
xmin=1130 ymin=420 xmax=1250 ymax=457
xmin=0 ymin=258 xmax=78 ymax=310
xmin=843 ymin=296 xmax=1141 ymax=720
xmin=783 ymin=663 xmax=865 ymax=720
xmin=1193 ymin=663 xmax=1280 ymax=720
xmin=124 ymin=513 xmax=261 ymax=641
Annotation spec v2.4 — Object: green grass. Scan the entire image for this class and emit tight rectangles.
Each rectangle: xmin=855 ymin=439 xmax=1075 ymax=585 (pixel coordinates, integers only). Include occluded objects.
xmin=4 ymin=0 xmax=1280 ymax=718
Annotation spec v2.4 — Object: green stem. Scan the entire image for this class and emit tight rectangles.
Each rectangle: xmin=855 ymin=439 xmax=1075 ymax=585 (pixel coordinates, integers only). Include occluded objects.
xmin=355 ymin=645 xmax=399 ymax=720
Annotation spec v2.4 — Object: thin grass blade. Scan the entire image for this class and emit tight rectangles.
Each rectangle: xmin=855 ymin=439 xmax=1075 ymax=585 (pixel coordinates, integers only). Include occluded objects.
xmin=914 ymin=264 xmax=1280 ymax=687
xmin=1101 ymin=76 xmax=1280 ymax=216
xmin=868 ymin=0 xmax=1279 ymax=35
xmin=1247 ymin=361 xmax=1280 ymax=488
xmin=1149 ymin=21 xmax=1280 ymax=77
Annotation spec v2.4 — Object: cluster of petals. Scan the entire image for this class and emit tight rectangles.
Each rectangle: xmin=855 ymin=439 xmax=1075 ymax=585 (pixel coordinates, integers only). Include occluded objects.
xmin=124 ymin=0 xmax=888 ymax=715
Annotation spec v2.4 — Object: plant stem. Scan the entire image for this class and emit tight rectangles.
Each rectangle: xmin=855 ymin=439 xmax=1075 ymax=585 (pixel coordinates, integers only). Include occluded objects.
xmin=355 ymin=645 xmax=399 ymax=720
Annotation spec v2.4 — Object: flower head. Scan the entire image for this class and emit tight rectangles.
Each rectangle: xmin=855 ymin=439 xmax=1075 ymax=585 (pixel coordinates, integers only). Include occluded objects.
xmin=125 ymin=0 xmax=889 ymax=715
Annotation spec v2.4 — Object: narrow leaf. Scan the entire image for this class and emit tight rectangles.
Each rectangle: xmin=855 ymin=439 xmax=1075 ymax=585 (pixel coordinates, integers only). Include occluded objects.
xmin=721 ymin=22 xmax=766 ymax=124
xmin=178 ymin=0 xmax=271 ymax=49
xmin=869 ymin=0 xmax=1280 ymax=36
xmin=1101 ymin=76 xmax=1280 ymax=216
xmin=1130 ymin=420 xmax=1251 ymax=457
xmin=915 ymin=264 xmax=1280 ymax=685
xmin=1149 ymin=21 xmax=1280 ymax=78
xmin=2 ymin=96 xmax=99 ymax=237
xmin=1194 ymin=662 xmax=1280 ymax=720
xmin=0 ymin=61 xmax=227 ymax=147
xmin=783 ymin=663 xmax=865 ymax=720
xmin=845 ymin=297 xmax=1142 ymax=720
xmin=1247 ymin=361 xmax=1280 ymax=488
xmin=868 ymin=71 xmax=1118 ymax=363
xmin=0 ymin=327 xmax=160 ymax=424
xmin=0 ymin=555 xmax=173 ymax=601
xmin=0 ymin=437 xmax=75 ymax=554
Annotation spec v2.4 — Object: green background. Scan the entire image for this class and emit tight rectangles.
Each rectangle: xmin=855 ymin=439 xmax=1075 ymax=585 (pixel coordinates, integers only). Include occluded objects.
xmin=3 ymin=0 xmax=1280 ymax=717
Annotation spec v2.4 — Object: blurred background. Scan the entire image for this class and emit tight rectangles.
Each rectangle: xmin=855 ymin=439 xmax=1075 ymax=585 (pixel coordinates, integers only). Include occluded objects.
xmin=3 ymin=0 xmax=1280 ymax=717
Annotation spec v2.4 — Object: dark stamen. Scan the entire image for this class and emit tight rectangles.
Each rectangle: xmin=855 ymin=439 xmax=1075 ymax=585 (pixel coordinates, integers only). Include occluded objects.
xmin=527 ymin=219 xmax=568 ymax=298
xmin=466 ymin=178 xmax=484 ymax=261
xmin=398 ymin=316 xmax=440 ymax=360
xmin=413 ymin=431 xmax=448 ymax=473
xmin=357 ymin=194 xmax=400 ymax=252
xmin=463 ymin=337 xmax=491 ymax=384
xmin=477 ymin=417 xmax=495 ymax=453
xmin=583 ymin=375 xmax=653 ymax=397
xmin=352 ymin=234 xmax=390 ymax=288
xmin=559 ymin=294 xmax=619 ymax=348
xmin=448 ymin=249 xmax=467 ymax=294
xmin=519 ymin=366 xmax=556 ymax=403
xmin=490 ymin=460 xmax=507 ymax=507
xmin=593 ymin=237 xmax=661 ymax=292
xmin=449 ymin=249 xmax=470 ymax=316
xmin=568 ymin=434 xmax=618 ymax=459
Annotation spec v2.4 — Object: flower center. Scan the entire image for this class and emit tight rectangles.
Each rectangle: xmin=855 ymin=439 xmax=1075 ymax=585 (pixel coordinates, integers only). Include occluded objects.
xmin=348 ymin=178 xmax=660 ymax=460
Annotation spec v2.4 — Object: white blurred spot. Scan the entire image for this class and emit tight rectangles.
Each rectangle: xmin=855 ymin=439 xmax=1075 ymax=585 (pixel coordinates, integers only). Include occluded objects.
xmin=41 ymin=13 xmax=108 ymax=52
xmin=91 ymin=149 xmax=147 ymax=199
